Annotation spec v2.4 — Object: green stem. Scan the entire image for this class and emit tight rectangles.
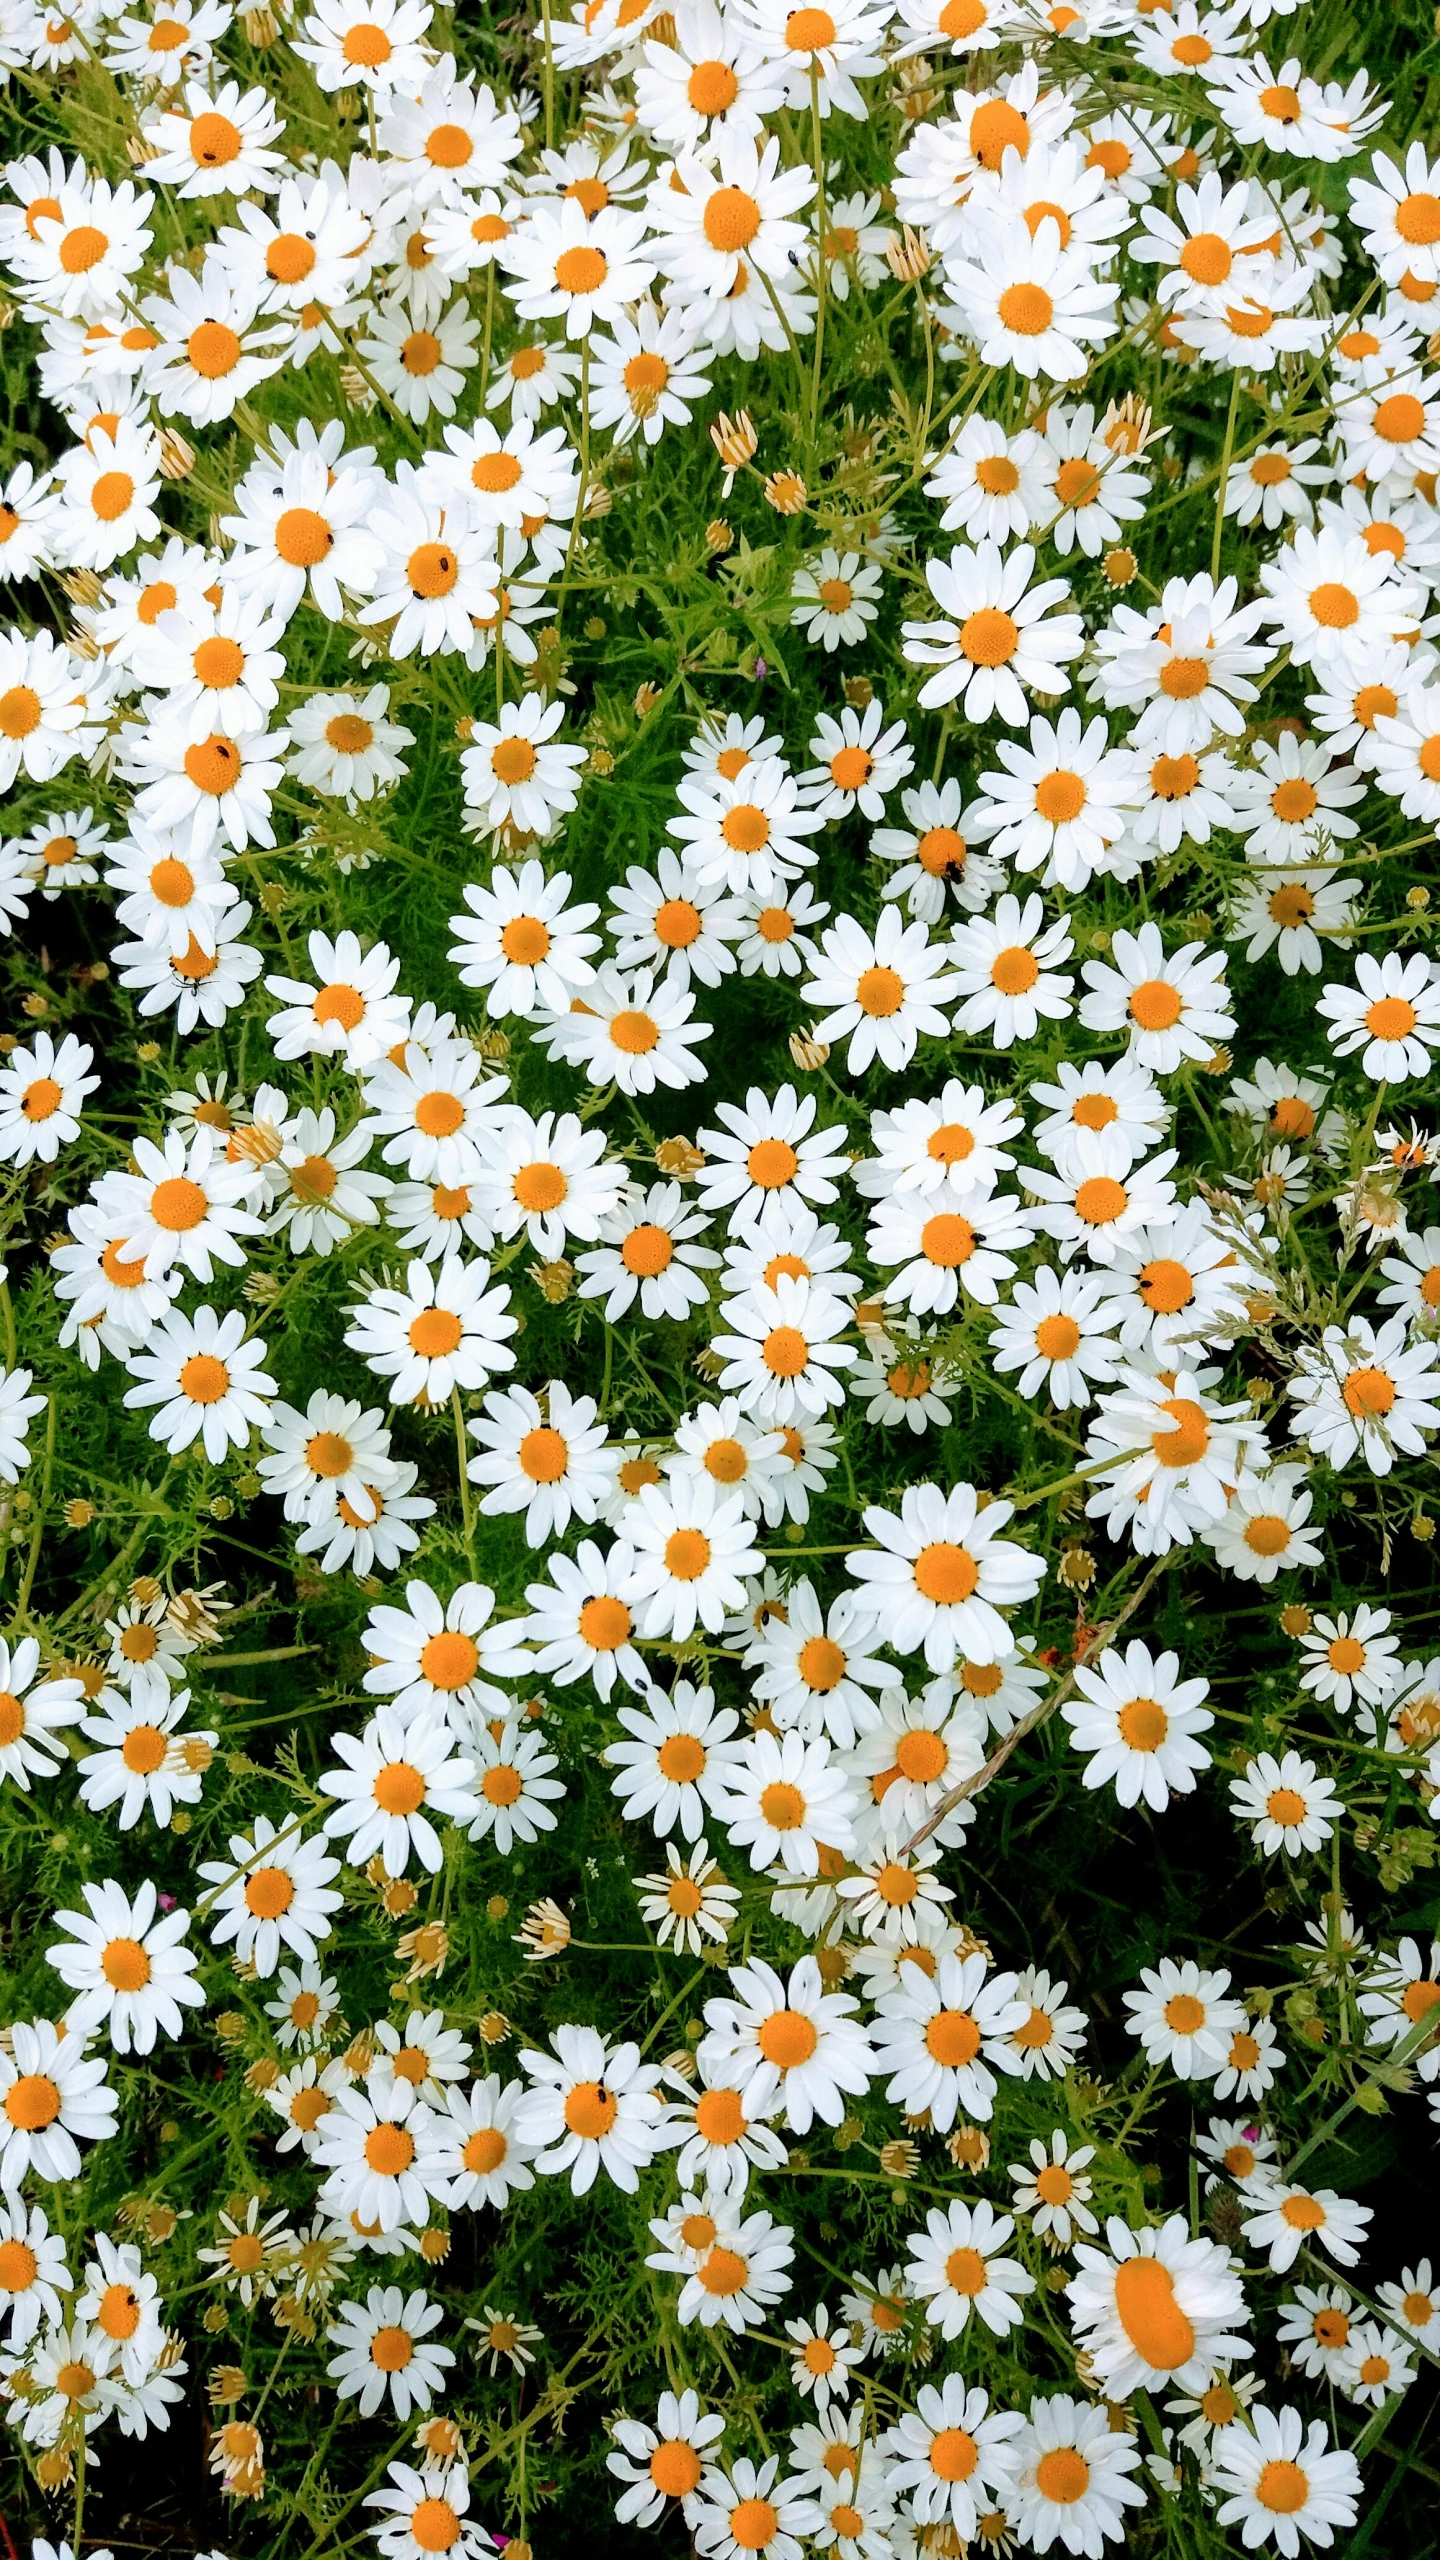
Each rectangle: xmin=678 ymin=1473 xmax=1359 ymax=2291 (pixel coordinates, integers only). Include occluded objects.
xmin=1211 ymin=367 xmax=1243 ymax=582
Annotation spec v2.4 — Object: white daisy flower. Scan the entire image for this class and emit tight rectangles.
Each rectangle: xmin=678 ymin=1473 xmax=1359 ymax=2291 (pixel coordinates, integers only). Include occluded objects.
xmin=1204 ymin=1470 xmax=1326 ymax=1582
xmin=197 ymin=1815 xmax=343 ymax=1978
xmin=747 ymin=1581 xmax=894 ymax=1746
xmin=265 ymin=928 xmax=410 ymax=1069
xmin=989 ymin=1264 xmax=1124 ymax=1410
xmin=1062 ymin=1639 xmax=1213 ymax=1812
xmin=902 ymin=538 xmax=1084 ymax=722
xmin=882 ymin=2377 xmax=1024 ymax=2538
xmin=717 ymin=1727 xmax=858 ymax=1879
xmin=790 ymin=550 xmax=883 ymax=650
xmin=697 ymin=1954 xmax=873 ymax=2136
xmin=467 ymin=1721 xmax=566 ymax=1854
xmin=872 ymin=777 xmax=1003 ymax=923
xmin=0 ymin=1640 xmax=84 ymax=1792
xmin=360 ymin=1579 xmax=532 ymax=1731
xmin=515 ymin=2023 xmax=666 ymax=2194
xmin=45 ymin=1878 xmax=203 ymax=2057
xmin=904 ymin=2197 xmax=1036 ymax=2338
xmin=1008 ymin=2392 xmax=1146 ymax=2554
xmin=606 ymin=1680 xmax=746 ymax=1841
xmin=1068 ymin=2213 xmax=1251 ymax=2395
xmin=1009 ymin=2132 xmax=1099 ymax=2247
xmin=949 ymin=892 xmax=1077 ymax=1047
xmin=344 ymin=1254 xmax=517 ymax=1405
xmin=871 ymin=1950 xmax=1028 ymax=2129
xmin=0 ymin=2019 xmax=118 ymax=2191
xmin=1290 ymin=1318 xmax=1440 ymax=1475
xmin=1124 ymin=1957 xmax=1245 ymax=2080
xmin=320 ymin=1709 xmax=478 ymax=1878
xmin=1211 ymin=2405 xmax=1360 ymax=2556
xmin=607 ymin=2386 xmax=726 ymax=2529
xmin=536 ymin=963 xmax=712 ymax=1095
xmin=849 ymin=1480 xmax=1045 ymax=1671
xmin=1231 ymin=1752 xmax=1344 ymax=1856
xmin=326 ymin=2284 xmax=454 ymax=2421
xmin=122 ymin=1305 xmax=275 ymax=1462
xmin=518 ymin=1539 xmax=651 ymax=1702
xmin=711 ymin=1273 xmax=857 ymax=1423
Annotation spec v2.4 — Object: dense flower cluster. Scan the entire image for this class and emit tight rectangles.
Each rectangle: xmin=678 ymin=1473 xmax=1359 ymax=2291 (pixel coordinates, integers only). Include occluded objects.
xmin=0 ymin=0 xmax=1435 ymax=2552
